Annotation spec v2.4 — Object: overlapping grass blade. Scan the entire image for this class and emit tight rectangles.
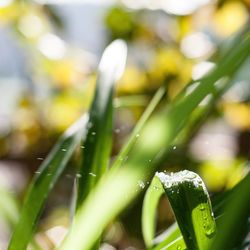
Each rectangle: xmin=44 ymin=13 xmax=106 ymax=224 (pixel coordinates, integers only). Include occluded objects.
xmin=8 ymin=115 xmax=89 ymax=250
xmin=76 ymin=40 xmax=127 ymax=207
xmin=59 ymin=33 xmax=250 ymax=250
xmin=142 ymin=175 xmax=165 ymax=248
xmin=156 ymin=171 xmax=216 ymax=250
xmin=112 ymin=86 xmax=165 ymax=172
xmin=210 ymin=172 xmax=250 ymax=250
xmin=154 ymin=236 xmax=186 ymax=250
xmin=152 ymin=224 xmax=181 ymax=249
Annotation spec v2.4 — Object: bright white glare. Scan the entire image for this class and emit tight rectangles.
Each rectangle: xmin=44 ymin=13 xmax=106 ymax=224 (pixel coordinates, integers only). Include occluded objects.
xmin=35 ymin=0 xmax=211 ymax=15
xmin=122 ymin=0 xmax=212 ymax=15
xmin=161 ymin=0 xmax=211 ymax=15
xmin=181 ymin=32 xmax=214 ymax=59
xmin=99 ymin=39 xmax=127 ymax=82
xmin=18 ymin=14 xmax=44 ymax=38
xmin=0 ymin=0 xmax=13 ymax=8
xmin=35 ymin=0 xmax=115 ymax=4
xmin=45 ymin=226 xmax=68 ymax=247
xmin=192 ymin=61 xmax=215 ymax=80
xmin=223 ymin=81 xmax=250 ymax=102
xmin=190 ymin=120 xmax=237 ymax=161
xmin=38 ymin=33 xmax=66 ymax=60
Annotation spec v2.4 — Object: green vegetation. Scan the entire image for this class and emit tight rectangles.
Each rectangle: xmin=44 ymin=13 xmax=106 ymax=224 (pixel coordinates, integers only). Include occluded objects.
xmin=6 ymin=19 xmax=250 ymax=250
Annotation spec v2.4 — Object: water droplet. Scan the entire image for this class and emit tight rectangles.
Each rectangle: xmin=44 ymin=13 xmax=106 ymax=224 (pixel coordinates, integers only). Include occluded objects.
xmin=202 ymin=211 xmax=208 ymax=220
xmin=35 ymin=171 xmax=41 ymax=174
xmin=199 ymin=204 xmax=205 ymax=211
xmin=165 ymin=181 xmax=172 ymax=188
xmin=203 ymin=223 xmax=216 ymax=237
xmin=37 ymin=157 xmax=44 ymax=161
xmin=115 ymin=128 xmax=120 ymax=134
xmin=185 ymin=171 xmax=197 ymax=180
xmin=76 ymin=173 xmax=82 ymax=178
xmin=91 ymin=132 xmax=96 ymax=136
xmin=61 ymin=148 xmax=67 ymax=152
xmin=136 ymin=134 xmax=140 ymax=138
xmin=205 ymin=227 xmax=215 ymax=237
xmin=137 ymin=180 xmax=145 ymax=189
xmin=87 ymin=122 xmax=92 ymax=129
xmin=173 ymin=146 xmax=177 ymax=150
xmin=177 ymin=245 xmax=182 ymax=250
xmin=89 ymin=173 xmax=96 ymax=177
xmin=80 ymin=146 xmax=85 ymax=149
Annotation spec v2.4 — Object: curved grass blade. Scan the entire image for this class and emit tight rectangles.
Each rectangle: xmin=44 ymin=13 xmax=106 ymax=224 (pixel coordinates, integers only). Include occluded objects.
xmin=142 ymin=175 xmax=165 ymax=248
xmin=153 ymin=236 xmax=186 ymax=250
xmin=210 ymin=172 xmax=250 ymax=250
xmin=156 ymin=171 xmax=216 ymax=250
xmin=111 ymin=86 xmax=165 ymax=172
xmin=8 ymin=115 xmax=89 ymax=250
xmin=59 ymin=32 xmax=250 ymax=250
xmin=76 ymin=40 xmax=127 ymax=207
xmin=153 ymin=223 xmax=181 ymax=249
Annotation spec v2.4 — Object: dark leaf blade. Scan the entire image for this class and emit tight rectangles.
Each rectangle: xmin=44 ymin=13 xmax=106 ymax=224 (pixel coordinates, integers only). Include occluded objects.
xmin=8 ymin=115 xmax=89 ymax=250
xmin=210 ymin=172 xmax=250 ymax=250
xmin=76 ymin=39 xmax=127 ymax=207
xmin=156 ymin=171 xmax=216 ymax=250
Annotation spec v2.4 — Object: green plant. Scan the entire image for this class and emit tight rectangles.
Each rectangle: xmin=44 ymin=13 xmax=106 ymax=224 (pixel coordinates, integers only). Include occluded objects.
xmin=8 ymin=26 xmax=250 ymax=250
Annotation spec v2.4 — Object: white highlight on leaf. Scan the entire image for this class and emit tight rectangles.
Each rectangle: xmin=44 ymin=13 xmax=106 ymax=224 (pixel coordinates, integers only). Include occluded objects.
xmin=99 ymin=40 xmax=127 ymax=83
xmin=64 ymin=114 xmax=89 ymax=138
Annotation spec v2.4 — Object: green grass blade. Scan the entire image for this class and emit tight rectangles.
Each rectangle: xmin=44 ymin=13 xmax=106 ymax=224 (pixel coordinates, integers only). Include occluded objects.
xmin=153 ymin=223 xmax=181 ymax=249
xmin=0 ymin=187 xmax=19 ymax=227
xmin=142 ymin=175 xmax=165 ymax=248
xmin=156 ymin=171 xmax=216 ymax=250
xmin=153 ymin=226 xmax=183 ymax=250
xmin=8 ymin=115 xmax=89 ymax=250
xmin=112 ymin=86 xmax=165 ymax=171
xmin=59 ymin=32 xmax=250 ymax=250
xmin=76 ymin=40 xmax=127 ymax=207
xmin=114 ymin=95 xmax=149 ymax=108
xmin=153 ymin=236 xmax=186 ymax=250
xmin=210 ymin=172 xmax=250 ymax=250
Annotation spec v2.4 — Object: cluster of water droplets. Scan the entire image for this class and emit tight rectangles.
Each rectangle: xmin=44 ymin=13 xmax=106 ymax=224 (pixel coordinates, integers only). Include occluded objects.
xmin=156 ymin=170 xmax=203 ymax=190
xmin=156 ymin=170 xmax=216 ymax=238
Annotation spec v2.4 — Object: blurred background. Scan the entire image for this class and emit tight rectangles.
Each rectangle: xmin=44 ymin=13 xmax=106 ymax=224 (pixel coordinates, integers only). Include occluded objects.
xmin=0 ymin=0 xmax=250 ymax=249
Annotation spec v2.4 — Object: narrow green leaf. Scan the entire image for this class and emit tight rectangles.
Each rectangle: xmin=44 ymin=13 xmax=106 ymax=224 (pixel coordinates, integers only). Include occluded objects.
xmin=112 ymin=86 xmax=165 ymax=172
xmin=8 ymin=115 xmax=89 ymax=250
xmin=114 ymin=95 xmax=149 ymax=108
xmin=153 ymin=236 xmax=186 ymax=250
xmin=59 ymin=32 xmax=250 ymax=250
xmin=153 ymin=223 xmax=181 ymax=249
xmin=156 ymin=170 xmax=216 ymax=250
xmin=142 ymin=175 xmax=165 ymax=248
xmin=210 ymin=172 xmax=250 ymax=250
xmin=0 ymin=187 xmax=19 ymax=227
xmin=76 ymin=40 xmax=127 ymax=208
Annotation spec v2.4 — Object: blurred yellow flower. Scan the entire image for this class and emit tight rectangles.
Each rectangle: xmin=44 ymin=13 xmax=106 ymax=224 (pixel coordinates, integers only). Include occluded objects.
xmin=118 ymin=66 xmax=147 ymax=94
xmin=46 ymin=94 xmax=83 ymax=132
xmin=213 ymin=1 xmax=248 ymax=37
xmin=200 ymin=159 xmax=247 ymax=191
xmin=223 ymin=103 xmax=250 ymax=130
